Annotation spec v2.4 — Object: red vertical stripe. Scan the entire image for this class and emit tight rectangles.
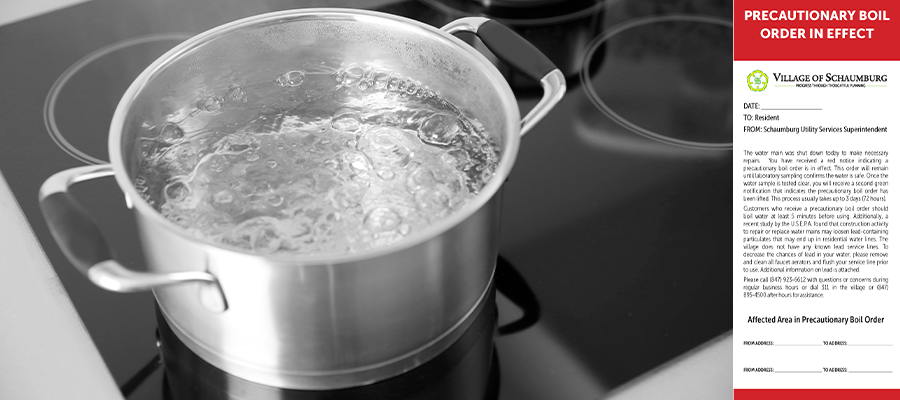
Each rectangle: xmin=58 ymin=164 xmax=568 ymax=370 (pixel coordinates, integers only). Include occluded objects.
xmin=734 ymin=389 xmax=900 ymax=399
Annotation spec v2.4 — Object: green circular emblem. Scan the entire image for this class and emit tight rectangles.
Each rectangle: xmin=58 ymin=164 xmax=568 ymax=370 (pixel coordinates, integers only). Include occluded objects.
xmin=748 ymin=70 xmax=768 ymax=92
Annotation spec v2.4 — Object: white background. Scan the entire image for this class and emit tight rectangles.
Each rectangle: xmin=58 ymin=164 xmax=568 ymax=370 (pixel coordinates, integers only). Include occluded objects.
xmin=734 ymin=60 xmax=899 ymax=388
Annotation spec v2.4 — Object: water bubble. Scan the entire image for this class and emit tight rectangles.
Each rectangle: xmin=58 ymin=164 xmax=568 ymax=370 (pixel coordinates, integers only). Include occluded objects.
xmin=323 ymin=158 xmax=339 ymax=170
xmin=434 ymin=169 xmax=466 ymax=198
xmin=266 ymin=194 xmax=284 ymax=207
xmin=406 ymin=167 xmax=436 ymax=192
xmin=207 ymin=155 xmax=229 ymax=172
xmin=311 ymin=169 xmax=338 ymax=192
xmin=315 ymin=220 xmax=335 ymax=238
xmin=341 ymin=67 xmax=364 ymax=86
xmin=418 ymin=88 xmax=436 ymax=99
xmin=364 ymin=207 xmax=402 ymax=233
xmin=195 ymin=211 xmax=233 ymax=231
xmin=134 ymin=176 xmax=149 ymax=194
xmin=291 ymin=173 xmax=314 ymax=189
xmin=286 ymin=213 xmax=314 ymax=238
xmin=373 ymin=73 xmax=390 ymax=89
xmin=223 ymin=218 xmax=286 ymax=254
xmin=221 ymin=234 xmax=251 ymax=250
xmin=158 ymin=150 xmax=176 ymax=164
xmin=157 ymin=123 xmax=184 ymax=145
xmin=436 ymin=98 xmax=461 ymax=115
xmin=216 ymin=133 xmax=259 ymax=153
xmin=441 ymin=148 xmax=470 ymax=168
xmin=213 ymin=190 xmax=234 ymax=204
xmin=164 ymin=180 xmax=190 ymax=203
xmin=331 ymin=110 xmax=361 ymax=131
xmin=277 ymin=70 xmax=306 ymax=87
xmin=254 ymin=181 xmax=272 ymax=195
xmin=415 ymin=186 xmax=451 ymax=215
xmin=266 ymin=159 xmax=278 ymax=169
xmin=377 ymin=167 xmax=395 ymax=180
xmin=331 ymin=183 xmax=366 ymax=209
xmin=245 ymin=151 xmax=260 ymax=162
xmin=480 ymin=168 xmax=494 ymax=184
xmin=199 ymin=96 xmax=224 ymax=112
xmin=357 ymin=126 xmax=413 ymax=168
xmin=405 ymin=81 xmax=418 ymax=95
xmin=343 ymin=151 xmax=370 ymax=172
xmin=226 ymin=84 xmax=248 ymax=102
xmin=212 ymin=217 xmax=234 ymax=230
xmin=254 ymin=227 xmax=284 ymax=253
xmin=419 ymin=114 xmax=460 ymax=145
xmin=387 ymin=76 xmax=401 ymax=91
xmin=167 ymin=210 xmax=193 ymax=228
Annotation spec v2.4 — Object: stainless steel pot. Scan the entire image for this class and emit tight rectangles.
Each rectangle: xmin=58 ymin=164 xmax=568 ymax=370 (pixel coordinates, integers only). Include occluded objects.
xmin=39 ymin=8 xmax=563 ymax=390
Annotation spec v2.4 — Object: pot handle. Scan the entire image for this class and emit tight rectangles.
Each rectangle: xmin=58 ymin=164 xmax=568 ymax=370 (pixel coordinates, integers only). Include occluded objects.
xmin=39 ymin=164 xmax=227 ymax=312
xmin=442 ymin=17 xmax=566 ymax=136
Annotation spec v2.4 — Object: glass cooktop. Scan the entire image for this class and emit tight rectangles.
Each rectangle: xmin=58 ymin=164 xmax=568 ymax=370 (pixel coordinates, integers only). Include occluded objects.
xmin=0 ymin=0 xmax=732 ymax=398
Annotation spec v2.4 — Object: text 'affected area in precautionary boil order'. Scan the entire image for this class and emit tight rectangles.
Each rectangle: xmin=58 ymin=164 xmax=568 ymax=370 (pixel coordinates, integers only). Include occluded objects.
xmin=734 ymin=57 xmax=898 ymax=392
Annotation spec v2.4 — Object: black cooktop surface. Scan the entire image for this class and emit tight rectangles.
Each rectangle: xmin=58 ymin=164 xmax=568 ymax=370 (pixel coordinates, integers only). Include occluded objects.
xmin=0 ymin=0 xmax=732 ymax=398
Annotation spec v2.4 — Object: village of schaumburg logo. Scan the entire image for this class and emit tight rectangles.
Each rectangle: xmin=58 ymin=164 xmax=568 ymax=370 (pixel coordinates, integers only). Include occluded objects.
xmin=748 ymin=70 xmax=768 ymax=91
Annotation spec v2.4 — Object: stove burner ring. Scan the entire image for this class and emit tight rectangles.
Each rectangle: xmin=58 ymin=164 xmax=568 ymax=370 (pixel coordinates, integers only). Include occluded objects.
xmin=581 ymin=15 xmax=733 ymax=151
xmin=43 ymin=33 xmax=194 ymax=165
xmin=420 ymin=0 xmax=619 ymax=26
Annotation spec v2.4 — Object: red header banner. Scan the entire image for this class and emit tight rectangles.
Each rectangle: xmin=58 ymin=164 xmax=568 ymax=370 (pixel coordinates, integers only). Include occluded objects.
xmin=734 ymin=0 xmax=900 ymax=60
xmin=735 ymin=389 xmax=900 ymax=399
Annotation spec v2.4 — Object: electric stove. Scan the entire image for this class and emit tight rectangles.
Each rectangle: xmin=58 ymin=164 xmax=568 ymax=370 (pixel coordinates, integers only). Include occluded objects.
xmin=0 ymin=0 xmax=733 ymax=398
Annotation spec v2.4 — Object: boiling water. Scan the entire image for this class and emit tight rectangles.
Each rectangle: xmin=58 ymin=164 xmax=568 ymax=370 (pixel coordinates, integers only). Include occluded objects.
xmin=135 ymin=67 xmax=500 ymax=256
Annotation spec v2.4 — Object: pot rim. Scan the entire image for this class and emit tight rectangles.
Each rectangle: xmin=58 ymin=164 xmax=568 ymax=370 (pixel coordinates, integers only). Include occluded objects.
xmin=109 ymin=8 xmax=521 ymax=265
